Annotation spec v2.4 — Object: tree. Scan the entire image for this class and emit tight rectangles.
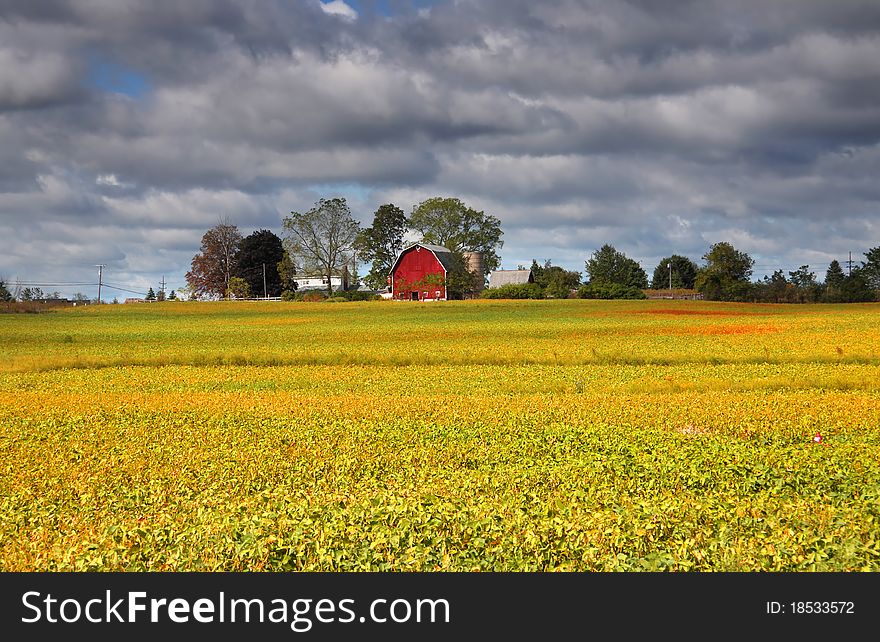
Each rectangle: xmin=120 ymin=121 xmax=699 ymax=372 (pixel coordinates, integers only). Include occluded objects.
xmin=146 ymin=287 xmax=156 ymax=302
xmin=822 ymin=260 xmax=845 ymax=302
xmin=168 ymin=290 xmax=177 ymax=301
xmin=840 ymin=268 xmax=876 ymax=302
xmin=156 ymin=288 xmax=166 ymax=302
xmin=530 ymin=260 xmax=581 ymax=299
xmin=755 ymin=270 xmax=790 ymax=303
xmin=408 ymin=197 xmax=504 ymax=273
xmin=277 ymin=250 xmax=298 ymax=297
xmin=226 ymin=276 xmax=251 ymax=300
xmin=185 ymin=219 xmax=242 ymax=299
xmin=234 ymin=229 xmax=284 ymax=298
xmin=861 ymin=246 xmax=880 ymax=291
xmin=651 ymin=255 xmax=698 ymax=290
xmin=585 ymin=244 xmax=648 ymax=289
xmin=0 ymin=280 xmax=12 ymax=302
xmin=355 ymin=203 xmax=408 ymax=290
xmin=825 ymin=260 xmax=846 ymax=289
xmin=19 ymin=287 xmax=45 ymax=301
xmin=788 ymin=265 xmax=820 ymax=303
xmin=282 ymin=198 xmax=360 ymax=295
xmin=694 ymin=242 xmax=754 ymax=301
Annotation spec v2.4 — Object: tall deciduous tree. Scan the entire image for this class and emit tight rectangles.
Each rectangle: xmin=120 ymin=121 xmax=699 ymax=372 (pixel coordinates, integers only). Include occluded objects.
xmin=235 ymin=229 xmax=284 ymax=298
xmin=186 ymin=219 xmax=242 ymax=299
xmin=408 ymin=197 xmax=503 ymax=273
xmin=585 ymin=244 xmax=648 ymax=289
xmin=282 ymin=198 xmax=360 ymax=295
xmin=651 ymin=255 xmax=698 ymax=289
xmin=355 ymin=203 xmax=408 ymax=290
xmin=694 ymin=242 xmax=754 ymax=301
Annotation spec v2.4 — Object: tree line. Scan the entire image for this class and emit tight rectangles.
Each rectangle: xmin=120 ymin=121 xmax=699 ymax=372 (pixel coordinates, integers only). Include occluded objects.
xmin=571 ymin=242 xmax=878 ymax=302
xmin=180 ymin=193 xmax=877 ymax=303
xmin=486 ymin=241 xmax=879 ymax=302
xmin=184 ymin=196 xmax=503 ymax=299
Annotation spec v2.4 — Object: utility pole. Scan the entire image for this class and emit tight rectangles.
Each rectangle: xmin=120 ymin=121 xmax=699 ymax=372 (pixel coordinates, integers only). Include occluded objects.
xmin=159 ymin=275 xmax=166 ymax=300
xmin=668 ymin=262 xmax=672 ymax=297
xmin=846 ymin=251 xmax=853 ymax=277
xmin=263 ymin=263 xmax=267 ymax=299
xmin=95 ymin=264 xmax=105 ymax=304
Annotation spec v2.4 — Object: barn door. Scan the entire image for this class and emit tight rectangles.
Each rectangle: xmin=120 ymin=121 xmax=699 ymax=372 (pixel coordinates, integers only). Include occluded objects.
xmin=411 ymin=291 xmax=419 ymax=301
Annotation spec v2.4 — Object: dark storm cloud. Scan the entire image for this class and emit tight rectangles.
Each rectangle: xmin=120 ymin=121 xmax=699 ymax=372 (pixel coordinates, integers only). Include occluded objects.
xmin=1 ymin=0 xmax=879 ymax=296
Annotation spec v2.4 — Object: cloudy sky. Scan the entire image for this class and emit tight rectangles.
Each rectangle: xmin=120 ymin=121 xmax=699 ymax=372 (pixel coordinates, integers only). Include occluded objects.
xmin=2 ymin=0 xmax=879 ymax=298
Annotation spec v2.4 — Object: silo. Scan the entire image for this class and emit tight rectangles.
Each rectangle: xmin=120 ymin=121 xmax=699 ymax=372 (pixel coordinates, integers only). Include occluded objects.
xmin=463 ymin=251 xmax=486 ymax=293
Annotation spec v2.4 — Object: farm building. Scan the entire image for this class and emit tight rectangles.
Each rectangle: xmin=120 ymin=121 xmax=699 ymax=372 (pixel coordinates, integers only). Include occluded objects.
xmin=293 ymin=266 xmax=350 ymax=292
xmin=488 ymin=269 xmax=534 ymax=288
xmin=390 ymin=243 xmax=456 ymax=301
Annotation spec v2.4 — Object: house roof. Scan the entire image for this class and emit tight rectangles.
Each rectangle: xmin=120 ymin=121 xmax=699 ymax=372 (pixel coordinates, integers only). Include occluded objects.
xmin=391 ymin=243 xmax=456 ymax=274
xmin=488 ymin=269 xmax=534 ymax=287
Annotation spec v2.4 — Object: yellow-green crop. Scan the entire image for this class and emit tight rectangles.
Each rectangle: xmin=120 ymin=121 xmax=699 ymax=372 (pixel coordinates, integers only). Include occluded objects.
xmin=1 ymin=300 xmax=878 ymax=570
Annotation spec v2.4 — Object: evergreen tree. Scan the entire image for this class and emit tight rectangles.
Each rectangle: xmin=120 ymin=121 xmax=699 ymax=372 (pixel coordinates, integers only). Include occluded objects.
xmin=861 ymin=246 xmax=880 ymax=291
xmin=823 ymin=260 xmax=846 ymax=302
xmin=0 ymin=280 xmax=12 ymax=302
xmin=146 ymin=287 xmax=156 ymax=301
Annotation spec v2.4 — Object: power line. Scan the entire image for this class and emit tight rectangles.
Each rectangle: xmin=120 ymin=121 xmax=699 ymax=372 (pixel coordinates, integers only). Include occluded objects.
xmin=100 ymin=284 xmax=149 ymax=296
xmin=11 ymin=282 xmax=97 ymax=286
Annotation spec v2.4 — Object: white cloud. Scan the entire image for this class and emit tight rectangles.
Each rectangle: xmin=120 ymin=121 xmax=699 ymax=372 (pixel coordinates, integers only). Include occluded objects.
xmin=96 ymin=173 xmax=122 ymax=186
xmin=319 ymin=1 xmax=357 ymax=21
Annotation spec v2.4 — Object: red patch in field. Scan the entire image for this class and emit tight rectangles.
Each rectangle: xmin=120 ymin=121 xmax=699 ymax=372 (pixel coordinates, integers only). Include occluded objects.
xmin=638 ymin=308 xmax=761 ymax=317
xmin=678 ymin=324 xmax=781 ymax=335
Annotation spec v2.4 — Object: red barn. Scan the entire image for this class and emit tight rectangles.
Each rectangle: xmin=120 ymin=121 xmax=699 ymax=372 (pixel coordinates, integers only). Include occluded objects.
xmin=390 ymin=243 xmax=455 ymax=301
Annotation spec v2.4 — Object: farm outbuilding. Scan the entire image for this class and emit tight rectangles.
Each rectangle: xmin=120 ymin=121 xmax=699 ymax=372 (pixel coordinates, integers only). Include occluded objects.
xmin=488 ymin=269 xmax=534 ymax=288
xmin=390 ymin=243 xmax=455 ymax=301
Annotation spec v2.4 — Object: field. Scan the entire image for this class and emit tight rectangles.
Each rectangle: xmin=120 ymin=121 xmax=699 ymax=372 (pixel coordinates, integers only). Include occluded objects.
xmin=1 ymin=299 xmax=879 ymax=571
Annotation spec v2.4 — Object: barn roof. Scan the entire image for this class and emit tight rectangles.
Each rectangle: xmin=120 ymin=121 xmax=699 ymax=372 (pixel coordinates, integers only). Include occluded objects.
xmin=488 ymin=269 xmax=534 ymax=288
xmin=391 ymin=243 xmax=456 ymax=274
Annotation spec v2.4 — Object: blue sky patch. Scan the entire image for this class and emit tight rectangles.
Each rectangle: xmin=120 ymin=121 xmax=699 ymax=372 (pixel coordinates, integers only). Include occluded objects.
xmin=341 ymin=0 xmax=445 ymax=17
xmin=88 ymin=59 xmax=151 ymax=98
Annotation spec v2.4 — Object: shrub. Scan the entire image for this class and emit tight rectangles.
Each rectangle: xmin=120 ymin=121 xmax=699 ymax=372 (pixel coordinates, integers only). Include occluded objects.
xmin=577 ymin=283 xmax=647 ymax=300
xmin=296 ymin=292 xmax=327 ymax=302
xmin=328 ymin=290 xmax=381 ymax=302
xmin=281 ymin=290 xmax=297 ymax=302
xmin=480 ymin=284 xmax=545 ymax=299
